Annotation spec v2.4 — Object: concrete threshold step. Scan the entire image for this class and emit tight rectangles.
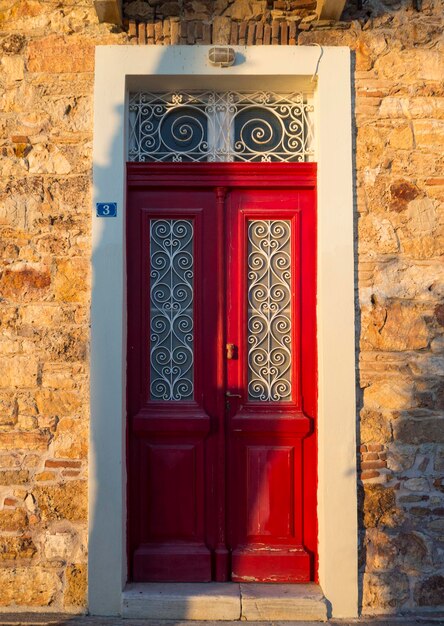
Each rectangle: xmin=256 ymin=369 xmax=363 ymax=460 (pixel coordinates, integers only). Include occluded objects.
xmin=122 ymin=582 xmax=328 ymax=621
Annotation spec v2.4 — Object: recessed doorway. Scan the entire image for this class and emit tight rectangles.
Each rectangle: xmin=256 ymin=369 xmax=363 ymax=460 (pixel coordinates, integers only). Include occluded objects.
xmin=126 ymin=163 xmax=317 ymax=583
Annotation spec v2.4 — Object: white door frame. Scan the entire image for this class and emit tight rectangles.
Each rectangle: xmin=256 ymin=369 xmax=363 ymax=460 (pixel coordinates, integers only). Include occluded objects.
xmin=90 ymin=45 xmax=358 ymax=617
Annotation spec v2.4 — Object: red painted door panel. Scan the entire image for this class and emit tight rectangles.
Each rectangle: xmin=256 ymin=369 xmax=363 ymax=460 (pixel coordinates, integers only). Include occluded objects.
xmin=127 ymin=188 xmax=220 ymax=581
xmin=226 ymin=188 xmax=317 ymax=582
xmin=127 ymin=163 xmax=317 ymax=583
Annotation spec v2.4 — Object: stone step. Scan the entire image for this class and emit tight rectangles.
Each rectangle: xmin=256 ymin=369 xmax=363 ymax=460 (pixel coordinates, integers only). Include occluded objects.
xmin=122 ymin=583 xmax=241 ymax=621
xmin=121 ymin=582 xmax=328 ymax=621
xmin=241 ymin=583 xmax=327 ymax=621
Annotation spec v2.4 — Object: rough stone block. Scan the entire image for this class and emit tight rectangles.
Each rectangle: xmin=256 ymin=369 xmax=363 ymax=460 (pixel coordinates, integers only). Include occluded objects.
xmin=413 ymin=119 xmax=444 ymax=148
xmin=394 ymin=417 xmax=444 ymax=445
xmin=0 ymin=356 xmax=38 ymax=389
xmin=53 ymin=417 xmax=88 ymax=459
xmin=388 ymin=124 xmax=414 ymax=150
xmin=1 ymin=34 xmax=26 ymax=55
xmin=380 ymin=96 xmax=444 ymax=120
xmin=27 ymin=36 xmax=95 ymax=73
xmin=0 ymin=537 xmax=36 ymax=560
xmin=1 ymin=55 xmax=25 ymax=82
xmin=364 ymin=529 xmax=397 ymax=571
xmin=407 ymin=197 xmax=437 ymax=234
xmin=183 ymin=0 xmax=211 ymax=20
xmin=0 ymin=470 xmax=29 ymax=485
xmin=0 ymin=508 xmax=28 ymax=532
xmin=0 ymin=432 xmax=50 ymax=451
xmin=0 ymin=413 xmax=18 ymax=430
xmin=35 ymin=390 xmax=83 ymax=417
xmin=386 ymin=447 xmax=415 ymax=472
xmin=414 ymin=575 xmax=444 ymax=606
xmin=34 ymin=481 xmax=87 ymax=522
xmin=363 ymin=571 xmax=410 ymax=610
xmin=0 ymin=452 xmax=20 ymax=469
xmin=395 ymin=532 xmax=430 ymax=572
xmin=212 ymin=16 xmax=231 ymax=44
xmin=53 ymin=257 xmax=90 ymax=303
xmin=125 ymin=2 xmax=154 ymax=20
xmin=362 ymin=484 xmax=400 ymax=528
xmin=44 ymin=532 xmax=75 ymax=561
xmin=19 ymin=304 xmax=70 ymax=328
xmin=0 ymin=567 xmax=62 ymax=606
xmin=364 ymin=380 xmax=413 ymax=411
xmin=36 ymin=470 xmax=57 ymax=481
xmin=28 ymin=143 xmax=72 ymax=175
xmin=64 ymin=564 xmax=87 ymax=607
xmin=41 ymin=363 xmax=85 ymax=390
xmin=360 ymin=409 xmax=392 ymax=444
xmin=0 ymin=263 xmax=51 ymax=301
xmin=389 ymin=179 xmax=420 ymax=211
xmin=362 ymin=301 xmax=430 ymax=351
xmin=374 ymin=49 xmax=444 ymax=83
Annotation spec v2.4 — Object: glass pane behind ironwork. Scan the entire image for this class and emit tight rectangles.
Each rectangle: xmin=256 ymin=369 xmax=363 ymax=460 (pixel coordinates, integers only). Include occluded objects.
xmin=150 ymin=219 xmax=194 ymax=400
xmin=247 ymin=220 xmax=292 ymax=401
xmin=233 ymin=103 xmax=307 ymax=162
xmin=128 ymin=91 xmax=314 ymax=163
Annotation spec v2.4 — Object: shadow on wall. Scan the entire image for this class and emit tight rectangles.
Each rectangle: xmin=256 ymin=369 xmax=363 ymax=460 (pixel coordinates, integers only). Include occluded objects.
xmin=120 ymin=0 xmax=435 ymax=43
xmin=356 ymin=347 xmax=444 ymax=615
xmin=346 ymin=3 xmax=444 ymax=610
xmin=89 ymin=95 xmax=127 ymax=616
xmin=341 ymin=0 xmax=427 ymax=21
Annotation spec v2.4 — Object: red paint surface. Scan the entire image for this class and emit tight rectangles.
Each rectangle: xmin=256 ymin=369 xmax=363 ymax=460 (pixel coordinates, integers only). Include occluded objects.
xmin=126 ymin=163 xmax=317 ymax=583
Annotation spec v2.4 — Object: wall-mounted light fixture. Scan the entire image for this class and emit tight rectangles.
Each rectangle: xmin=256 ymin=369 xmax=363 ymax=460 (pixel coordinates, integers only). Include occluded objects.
xmin=208 ymin=47 xmax=236 ymax=68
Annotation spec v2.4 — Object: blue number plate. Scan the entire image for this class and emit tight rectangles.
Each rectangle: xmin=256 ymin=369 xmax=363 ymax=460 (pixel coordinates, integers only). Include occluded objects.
xmin=96 ymin=202 xmax=117 ymax=217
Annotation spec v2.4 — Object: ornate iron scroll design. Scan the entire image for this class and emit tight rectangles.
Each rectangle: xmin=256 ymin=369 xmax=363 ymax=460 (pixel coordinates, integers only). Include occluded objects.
xmin=150 ymin=219 xmax=194 ymax=400
xmin=247 ymin=220 xmax=292 ymax=401
xmin=128 ymin=91 xmax=314 ymax=162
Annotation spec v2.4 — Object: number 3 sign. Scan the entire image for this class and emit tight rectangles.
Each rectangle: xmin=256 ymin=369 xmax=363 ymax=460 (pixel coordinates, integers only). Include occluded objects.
xmin=96 ymin=202 xmax=117 ymax=217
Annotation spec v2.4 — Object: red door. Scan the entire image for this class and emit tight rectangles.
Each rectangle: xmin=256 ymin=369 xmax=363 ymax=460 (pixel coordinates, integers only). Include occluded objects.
xmin=127 ymin=163 xmax=317 ymax=583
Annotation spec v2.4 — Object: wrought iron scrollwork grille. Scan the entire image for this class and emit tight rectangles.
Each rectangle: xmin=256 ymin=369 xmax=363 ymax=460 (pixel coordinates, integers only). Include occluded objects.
xmin=150 ymin=219 xmax=194 ymax=401
xmin=247 ymin=220 xmax=292 ymax=401
xmin=128 ymin=91 xmax=314 ymax=162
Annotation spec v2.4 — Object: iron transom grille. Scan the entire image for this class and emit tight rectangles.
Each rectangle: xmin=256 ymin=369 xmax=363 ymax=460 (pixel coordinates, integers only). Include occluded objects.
xmin=128 ymin=90 xmax=314 ymax=163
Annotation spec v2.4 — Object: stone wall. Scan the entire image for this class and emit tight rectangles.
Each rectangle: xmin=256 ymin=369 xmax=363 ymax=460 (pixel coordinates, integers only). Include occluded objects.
xmin=0 ymin=1 xmax=127 ymax=611
xmin=0 ymin=0 xmax=443 ymax=614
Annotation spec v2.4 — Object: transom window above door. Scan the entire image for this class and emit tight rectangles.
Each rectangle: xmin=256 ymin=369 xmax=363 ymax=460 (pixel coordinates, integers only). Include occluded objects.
xmin=128 ymin=91 xmax=314 ymax=163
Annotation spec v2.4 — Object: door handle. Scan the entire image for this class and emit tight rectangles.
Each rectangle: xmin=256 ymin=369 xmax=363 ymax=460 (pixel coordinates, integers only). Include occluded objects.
xmin=226 ymin=343 xmax=237 ymax=359
xmin=225 ymin=392 xmax=242 ymax=398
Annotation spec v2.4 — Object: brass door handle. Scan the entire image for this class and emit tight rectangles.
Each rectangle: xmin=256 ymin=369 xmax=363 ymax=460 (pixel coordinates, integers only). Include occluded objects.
xmin=225 ymin=392 xmax=242 ymax=398
xmin=226 ymin=343 xmax=237 ymax=359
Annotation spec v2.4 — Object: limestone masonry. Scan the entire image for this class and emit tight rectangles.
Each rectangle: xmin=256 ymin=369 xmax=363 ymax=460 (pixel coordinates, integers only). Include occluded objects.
xmin=0 ymin=0 xmax=443 ymax=615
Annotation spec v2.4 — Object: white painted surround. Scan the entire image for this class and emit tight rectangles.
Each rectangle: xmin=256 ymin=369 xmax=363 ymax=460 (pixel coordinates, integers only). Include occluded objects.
xmin=90 ymin=45 xmax=357 ymax=617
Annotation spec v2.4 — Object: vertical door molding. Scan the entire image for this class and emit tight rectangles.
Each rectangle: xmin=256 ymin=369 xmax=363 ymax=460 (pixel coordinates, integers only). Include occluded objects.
xmin=214 ymin=185 xmax=230 ymax=581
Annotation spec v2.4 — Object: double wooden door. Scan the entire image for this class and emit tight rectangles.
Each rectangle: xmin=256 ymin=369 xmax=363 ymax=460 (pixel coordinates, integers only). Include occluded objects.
xmin=127 ymin=163 xmax=317 ymax=583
